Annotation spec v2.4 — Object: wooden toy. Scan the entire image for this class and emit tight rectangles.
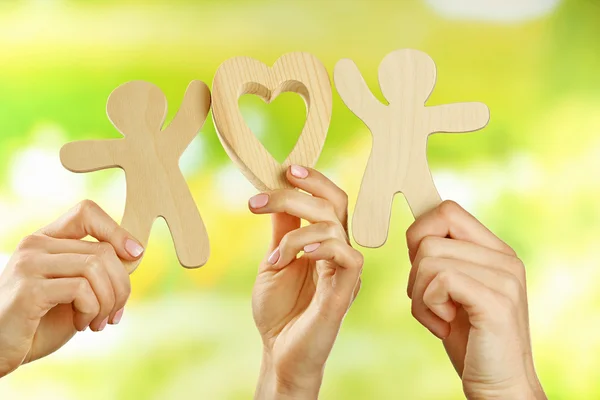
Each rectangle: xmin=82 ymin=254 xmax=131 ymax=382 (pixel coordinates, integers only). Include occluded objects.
xmin=212 ymin=52 xmax=332 ymax=191
xmin=60 ymin=80 xmax=211 ymax=273
xmin=334 ymin=49 xmax=490 ymax=248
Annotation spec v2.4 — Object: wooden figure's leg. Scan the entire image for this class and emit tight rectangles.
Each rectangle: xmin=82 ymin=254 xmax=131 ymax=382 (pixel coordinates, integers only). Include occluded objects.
xmin=401 ymin=147 xmax=442 ymax=219
xmin=352 ymin=157 xmax=396 ymax=248
xmin=120 ymin=197 xmax=155 ymax=274
xmin=162 ymin=180 xmax=210 ymax=268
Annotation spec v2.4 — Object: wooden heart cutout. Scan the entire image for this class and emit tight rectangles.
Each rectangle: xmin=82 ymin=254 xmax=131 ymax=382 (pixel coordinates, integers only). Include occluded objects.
xmin=212 ymin=52 xmax=333 ymax=191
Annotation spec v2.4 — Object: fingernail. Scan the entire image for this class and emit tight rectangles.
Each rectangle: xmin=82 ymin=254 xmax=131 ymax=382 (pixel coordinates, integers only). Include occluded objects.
xmin=98 ymin=317 xmax=109 ymax=332
xmin=249 ymin=193 xmax=269 ymax=209
xmin=303 ymin=243 xmax=321 ymax=253
xmin=125 ymin=239 xmax=144 ymax=258
xmin=267 ymin=247 xmax=280 ymax=264
xmin=290 ymin=165 xmax=309 ymax=179
xmin=111 ymin=308 xmax=124 ymax=325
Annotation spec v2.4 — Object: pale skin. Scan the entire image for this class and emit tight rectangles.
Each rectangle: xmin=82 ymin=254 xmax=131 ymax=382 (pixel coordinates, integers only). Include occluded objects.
xmin=250 ymin=165 xmax=363 ymax=400
xmin=406 ymin=200 xmax=546 ymax=399
xmin=0 ymin=181 xmax=547 ymax=399
xmin=0 ymin=200 xmax=143 ymax=378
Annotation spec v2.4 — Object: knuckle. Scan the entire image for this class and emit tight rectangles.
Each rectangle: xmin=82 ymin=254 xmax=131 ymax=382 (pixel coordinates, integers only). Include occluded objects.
xmin=84 ymin=254 xmax=104 ymax=273
xmin=11 ymin=253 xmax=35 ymax=274
xmin=17 ymin=234 xmax=44 ymax=251
xmin=418 ymin=236 xmax=440 ymax=257
xmin=352 ymin=250 xmax=364 ymax=270
xmin=510 ymin=257 xmax=527 ymax=280
xmin=338 ymin=190 xmax=349 ymax=208
xmin=115 ymin=281 xmax=131 ymax=306
xmin=504 ymin=246 xmax=518 ymax=257
xmin=279 ymin=232 xmax=293 ymax=251
xmin=437 ymin=200 xmax=461 ymax=221
xmin=436 ymin=269 xmax=454 ymax=288
xmin=322 ymin=221 xmax=343 ymax=238
xmin=96 ymin=242 xmax=117 ymax=259
xmin=277 ymin=191 xmax=290 ymax=206
xmin=76 ymin=199 xmax=99 ymax=215
xmin=417 ymin=256 xmax=439 ymax=276
xmin=502 ymin=274 xmax=525 ymax=304
xmin=77 ymin=278 xmax=91 ymax=294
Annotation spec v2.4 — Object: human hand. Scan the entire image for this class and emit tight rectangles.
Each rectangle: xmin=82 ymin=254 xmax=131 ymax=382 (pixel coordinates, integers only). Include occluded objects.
xmin=406 ymin=201 xmax=546 ymax=399
xmin=0 ymin=200 xmax=143 ymax=377
xmin=250 ymin=166 xmax=363 ymax=399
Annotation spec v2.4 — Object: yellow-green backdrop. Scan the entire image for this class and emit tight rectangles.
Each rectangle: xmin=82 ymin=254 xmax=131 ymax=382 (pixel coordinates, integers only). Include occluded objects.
xmin=1 ymin=0 xmax=599 ymax=399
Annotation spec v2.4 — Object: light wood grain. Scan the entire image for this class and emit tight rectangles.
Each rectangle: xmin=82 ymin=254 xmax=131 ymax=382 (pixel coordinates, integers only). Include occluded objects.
xmin=60 ymin=80 xmax=211 ymax=273
xmin=334 ymin=49 xmax=490 ymax=248
xmin=212 ymin=52 xmax=332 ymax=191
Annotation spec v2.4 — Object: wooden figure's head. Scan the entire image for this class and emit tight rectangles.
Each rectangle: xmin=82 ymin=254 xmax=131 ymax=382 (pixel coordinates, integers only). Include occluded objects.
xmin=107 ymin=81 xmax=168 ymax=139
xmin=379 ymin=49 xmax=437 ymax=106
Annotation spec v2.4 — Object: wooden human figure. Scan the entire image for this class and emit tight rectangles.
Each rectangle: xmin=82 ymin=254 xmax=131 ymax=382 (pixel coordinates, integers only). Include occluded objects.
xmin=60 ymin=80 xmax=211 ymax=273
xmin=334 ymin=49 xmax=490 ymax=248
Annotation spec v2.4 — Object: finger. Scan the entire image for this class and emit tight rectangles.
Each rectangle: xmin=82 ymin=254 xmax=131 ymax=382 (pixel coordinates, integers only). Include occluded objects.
xmin=422 ymin=269 xmax=500 ymax=332
xmin=41 ymin=278 xmax=100 ymax=332
xmin=32 ymin=238 xmax=131 ymax=323
xmin=406 ymin=200 xmax=516 ymax=263
xmin=38 ymin=200 xmax=144 ymax=262
xmin=33 ymin=253 xmax=117 ymax=332
xmin=268 ymin=213 xmax=301 ymax=253
xmin=411 ymin=257 xmax=523 ymax=339
xmin=303 ymin=239 xmax=364 ymax=296
xmin=286 ymin=166 xmax=349 ymax=228
xmin=270 ymin=221 xmax=348 ymax=269
xmin=249 ymin=189 xmax=338 ymax=224
xmin=408 ymin=236 xmax=525 ymax=297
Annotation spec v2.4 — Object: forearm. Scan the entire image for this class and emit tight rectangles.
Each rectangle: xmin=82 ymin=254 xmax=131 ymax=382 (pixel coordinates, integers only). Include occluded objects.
xmin=255 ymin=350 xmax=323 ymax=400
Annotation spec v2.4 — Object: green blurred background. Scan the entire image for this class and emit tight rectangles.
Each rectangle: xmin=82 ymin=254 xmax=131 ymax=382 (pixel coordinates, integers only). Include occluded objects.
xmin=1 ymin=0 xmax=599 ymax=398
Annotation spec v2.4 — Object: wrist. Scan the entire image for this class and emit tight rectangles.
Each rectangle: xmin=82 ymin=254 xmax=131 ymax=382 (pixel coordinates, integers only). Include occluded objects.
xmin=255 ymin=350 xmax=323 ymax=400
xmin=464 ymin=379 xmax=546 ymax=400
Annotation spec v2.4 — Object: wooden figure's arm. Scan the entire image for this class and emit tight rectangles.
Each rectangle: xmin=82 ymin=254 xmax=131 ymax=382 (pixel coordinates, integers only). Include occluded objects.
xmin=334 ymin=59 xmax=387 ymax=127
xmin=425 ymin=102 xmax=490 ymax=134
xmin=160 ymin=80 xmax=211 ymax=158
xmin=60 ymin=139 xmax=124 ymax=173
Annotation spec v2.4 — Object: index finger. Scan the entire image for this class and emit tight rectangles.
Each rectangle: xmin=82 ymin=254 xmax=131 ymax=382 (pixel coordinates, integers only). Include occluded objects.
xmin=406 ymin=200 xmax=515 ymax=263
xmin=286 ymin=165 xmax=348 ymax=229
xmin=38 ymin=200 xmax=144 ymax=262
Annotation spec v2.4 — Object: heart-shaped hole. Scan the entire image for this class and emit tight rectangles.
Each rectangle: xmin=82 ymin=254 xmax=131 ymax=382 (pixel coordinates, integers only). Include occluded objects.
xmin=238 ymin=91 xmax=307 ymax=164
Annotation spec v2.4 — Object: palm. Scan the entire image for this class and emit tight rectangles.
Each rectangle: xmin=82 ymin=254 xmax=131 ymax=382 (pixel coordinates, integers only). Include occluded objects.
xmin=443 ymin=306 xmax=530 ymax=387
xmin=253 ymin=255 xmax=316 ymax=343
xmin=253 ymin=251 xmax=344 ymax=378
xmin=29 ymin=305 xmax=77 ymax=363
